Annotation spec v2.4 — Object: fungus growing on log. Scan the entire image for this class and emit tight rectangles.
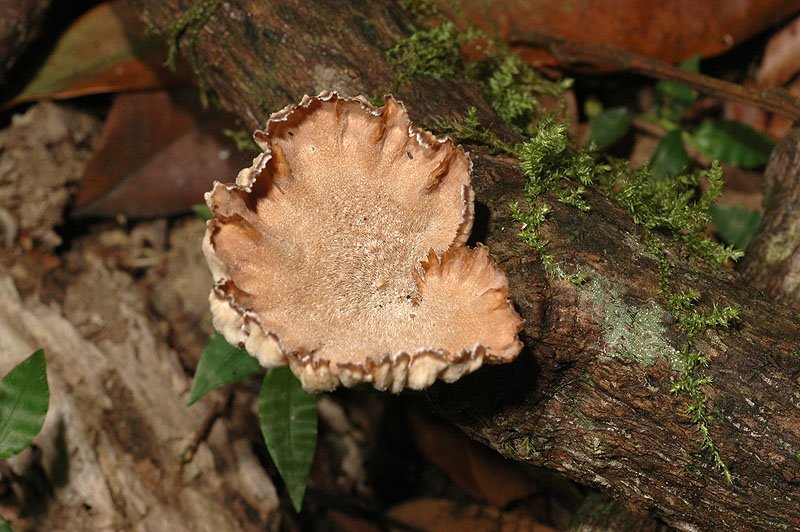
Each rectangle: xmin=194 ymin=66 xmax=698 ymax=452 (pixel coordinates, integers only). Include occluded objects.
xmin=202 ymin=92 xmax=523 ymax=392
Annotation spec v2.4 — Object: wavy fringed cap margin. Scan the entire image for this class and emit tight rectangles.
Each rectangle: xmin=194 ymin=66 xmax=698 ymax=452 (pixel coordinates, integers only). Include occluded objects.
xmin=202 ymin=92 xmax=523 ymax=392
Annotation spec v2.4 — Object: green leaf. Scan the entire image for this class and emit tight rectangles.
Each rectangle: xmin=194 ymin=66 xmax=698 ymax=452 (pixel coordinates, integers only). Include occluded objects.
xmin=191 ymin=204 xmax=212 ymax=221
xmin=0 ymin=514 xmax=11 ymax=532
xmin=689 ymin=119 xmax=774 ymax=168
xmin=588 ymin=107 xmax=631 ymax=151
xmin=650 ymin=129 xmax=689 ymax=180
xmin=0 ymin=350 xmax=49 ymax=459
xmin=187 ymin=334 xmax=262 ymax=405
xmin=656 ymin=55 xmax=700 ymax=121
xmin=711 ymin=205 xmax=762 ymax=250
xmin=259 ymin=367 xmax=318 ymax=512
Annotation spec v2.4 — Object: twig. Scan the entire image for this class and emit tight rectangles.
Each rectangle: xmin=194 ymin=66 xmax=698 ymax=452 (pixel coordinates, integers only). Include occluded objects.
xmin=510 ymin=29 xmax=800 ymax=120
xmin=179 ymin=390 xmax=231 ymax=464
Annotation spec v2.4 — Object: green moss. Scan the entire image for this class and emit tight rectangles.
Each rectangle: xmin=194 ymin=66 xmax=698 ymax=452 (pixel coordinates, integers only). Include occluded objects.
xmin=599 ymin=161 xmax=742 ymax=266
xmin=508 ymin=435 xmax=540 ymax=459
xmin=399 ymin=0 xmax=440 ymax=21
xmin=165 ymin=0 xmax=224 ymax=107
xmin=431 ymin=107 xmax=516 ymax=154
xmin=482 ymin=54 xmax=571 ymax=136
xmin=652 ymin=242 xmax=740 ymax=482
xmin=386 ymin=21 xmax=464 ymax=93
xmin=386 ymin=15 xmax=566 ymax=133
xmin=571 ymin=407 xmax=597 ymax=430
xmin=223 ymin=129 xmax=259 ymax=152
xmin=508 ymin=119 xmax=625 ymax=283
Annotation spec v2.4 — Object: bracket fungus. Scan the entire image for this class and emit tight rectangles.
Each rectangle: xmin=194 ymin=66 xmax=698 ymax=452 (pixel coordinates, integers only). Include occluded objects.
xmin=203 ymin=92 xmax=523 ymax=392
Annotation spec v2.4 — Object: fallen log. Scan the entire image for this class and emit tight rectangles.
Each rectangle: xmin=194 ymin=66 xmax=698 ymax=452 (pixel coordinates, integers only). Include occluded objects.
xmin=139 ymin=1 xmax=800 ymax=529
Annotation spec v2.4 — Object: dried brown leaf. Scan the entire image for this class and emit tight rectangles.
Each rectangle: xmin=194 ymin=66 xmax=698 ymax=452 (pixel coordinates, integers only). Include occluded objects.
xmin=439 ymin=0 xmax=800 ymax=68
xmin=72 ymin=90 xmax=255 ymax=218
xmin=408 ymin=409 xmax=539 ymax=508
xmin=4 ymin=0 xmax=191 ymax=109
xmin=387 ymin=498 xmax=557 ymax=532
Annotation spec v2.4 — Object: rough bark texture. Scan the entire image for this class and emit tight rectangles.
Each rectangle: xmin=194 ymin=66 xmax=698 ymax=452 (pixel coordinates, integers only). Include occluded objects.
xmin=0 ymin=0 xmax=53 ymax=84
xmin=568 ymin=493 xmax=671 ymax=532
xmin=139 ymin=1 xmax=800 ymax=530
xmin=741 ymin=128 xmax=800 ymax=306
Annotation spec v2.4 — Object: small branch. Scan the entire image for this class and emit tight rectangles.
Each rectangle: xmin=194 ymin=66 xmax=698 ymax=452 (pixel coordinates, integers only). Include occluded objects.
xmin=180 ymin=390 xmax=231 ymax=464
xmin=510 ymin=29 xmax=800 ymax=120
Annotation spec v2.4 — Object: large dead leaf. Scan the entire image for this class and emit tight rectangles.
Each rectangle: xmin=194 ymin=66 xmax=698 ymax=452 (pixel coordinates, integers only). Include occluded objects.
xmin=408 ymin=409 xmax=540 ymax=508
xmin=387 ymin=498 xmax=557 ymax=532
xmin=438 ymin=0 xmax=800 ymax=68
xmin=71 ymin=90 xmax=255 ymax=218
xmin=3 ymin=0 xmax=190 ymax=109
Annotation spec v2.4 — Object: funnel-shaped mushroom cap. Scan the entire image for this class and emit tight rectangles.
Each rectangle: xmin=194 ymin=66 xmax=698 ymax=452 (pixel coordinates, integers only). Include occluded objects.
xmin=203 ymin=92 xmax=523 ymax=392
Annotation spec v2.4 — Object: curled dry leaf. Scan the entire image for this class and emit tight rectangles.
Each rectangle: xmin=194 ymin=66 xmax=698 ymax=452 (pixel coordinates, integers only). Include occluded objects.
xmin=4 ymin=0 xmax=190 ymax=110
xmin=408 ymin=408 xmax=541 ymax=508
xmin=203 ymin=92 xmax=523 ymax=392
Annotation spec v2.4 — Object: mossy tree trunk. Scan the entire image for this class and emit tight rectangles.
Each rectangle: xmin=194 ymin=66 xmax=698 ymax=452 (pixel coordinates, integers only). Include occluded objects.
xmin=140 ymin=1 xmax=800 ymax=530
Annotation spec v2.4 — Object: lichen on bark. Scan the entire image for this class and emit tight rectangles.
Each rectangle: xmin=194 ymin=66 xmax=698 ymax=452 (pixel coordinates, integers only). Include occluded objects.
xmin=587 ymin=279 xmax=681 ymax=370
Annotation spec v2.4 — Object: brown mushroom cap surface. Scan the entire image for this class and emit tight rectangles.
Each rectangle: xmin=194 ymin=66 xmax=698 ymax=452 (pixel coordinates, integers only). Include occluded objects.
xmin=203 ymin=92 xmax=523 ymax=392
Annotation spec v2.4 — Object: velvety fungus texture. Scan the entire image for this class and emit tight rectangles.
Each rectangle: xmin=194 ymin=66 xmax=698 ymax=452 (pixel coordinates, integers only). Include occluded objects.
xmin=203 ymin=92 xmax=523 ymax=392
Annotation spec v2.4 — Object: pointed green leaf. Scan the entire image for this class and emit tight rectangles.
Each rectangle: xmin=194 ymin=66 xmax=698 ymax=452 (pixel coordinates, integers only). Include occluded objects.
xmin=588 ymin=107 xmax=631 ymax=151
xmin=689 ymin=120 xmax=774 ymax=168
xmin=650 ymin=129 xmax=689 ymax=180
xmin=259 ymin=368 xmax=317 ymax=512
xmin=188 ymin=334 xmax=262 ymax=405
xmin=656 ymin=55 xmax=700 ymax=122
xmin=711 ymin=205 xmax=762 ymax=250
xmin=0 ymin=350 xmax=49 ymax=459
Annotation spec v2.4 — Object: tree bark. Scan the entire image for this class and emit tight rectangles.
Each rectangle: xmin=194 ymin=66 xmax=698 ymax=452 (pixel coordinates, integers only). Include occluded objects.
xmin=139 ymin=1 xmax=800 ymax=530
xmin=741 ymin=128 xmax=800 ymax=306
xmin=0 ymin=0 xmax=53 ymax=84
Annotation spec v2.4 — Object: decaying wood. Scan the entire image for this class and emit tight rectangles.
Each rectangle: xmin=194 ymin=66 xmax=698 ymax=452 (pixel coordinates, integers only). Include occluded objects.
xmin=0 ymin=100 xmax=281 ymax=529
xmin=138 ymin=1 xmax=800 ymax=530
xmin=0 ymin=255 xmax=281 ymax=531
